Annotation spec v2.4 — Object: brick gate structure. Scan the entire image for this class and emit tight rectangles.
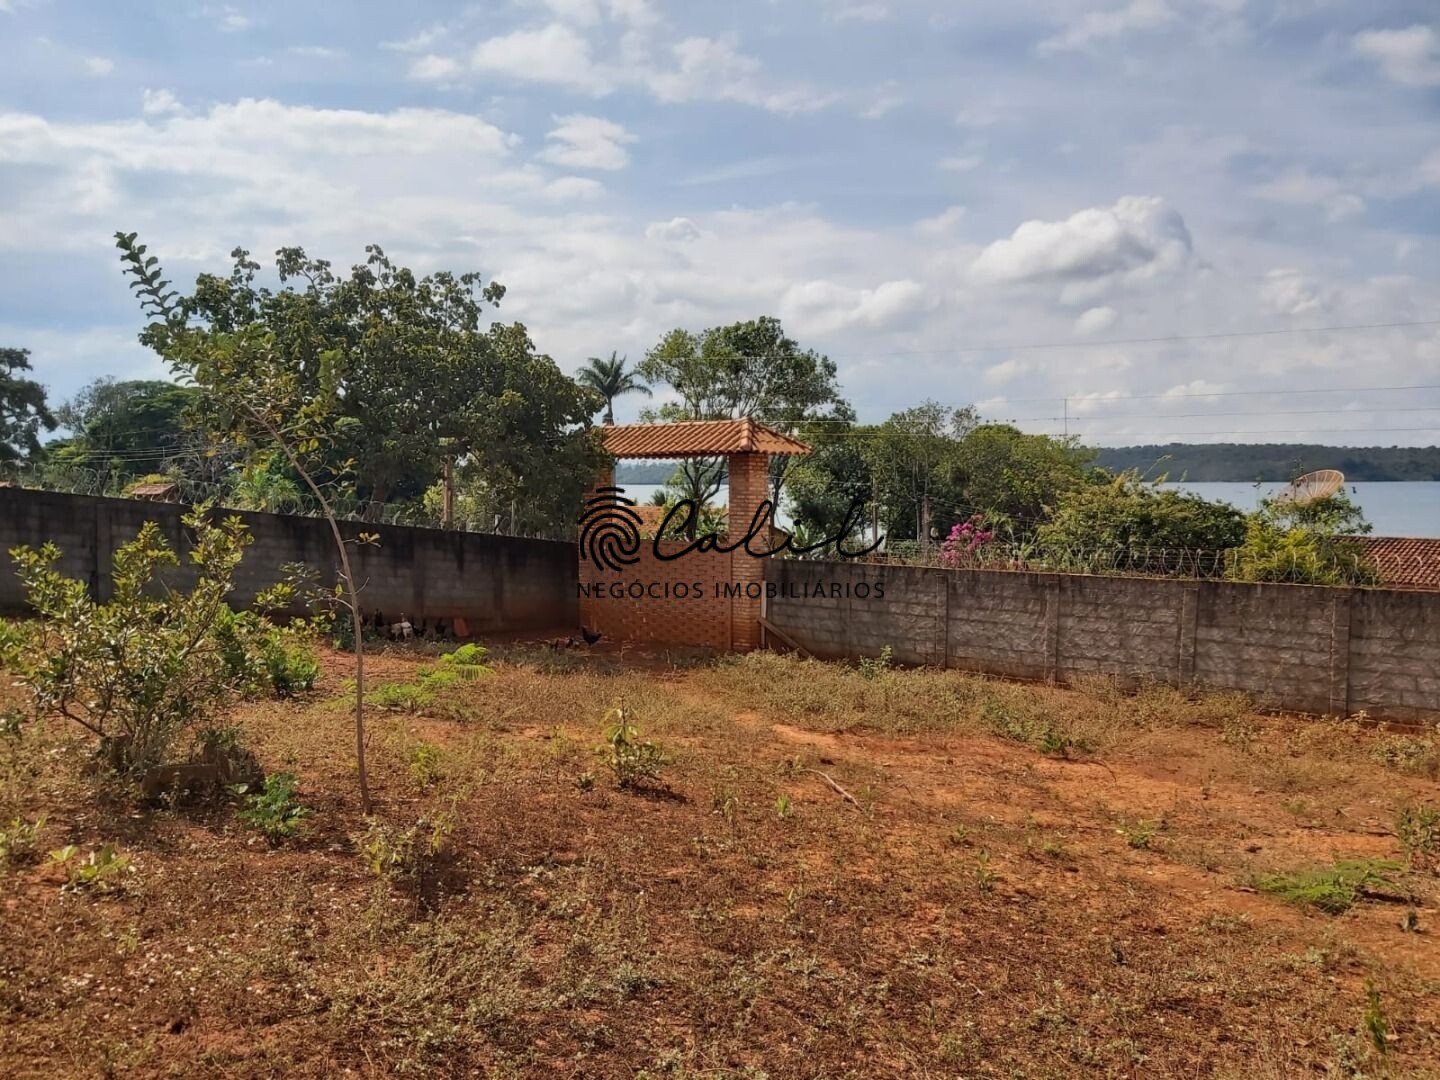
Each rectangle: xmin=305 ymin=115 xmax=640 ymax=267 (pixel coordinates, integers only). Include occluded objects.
xmin=578 ymin=419 xmax=810 ymax=650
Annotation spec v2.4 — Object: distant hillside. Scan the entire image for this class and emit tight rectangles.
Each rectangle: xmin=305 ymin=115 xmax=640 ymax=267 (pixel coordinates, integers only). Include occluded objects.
xmin=615 ymin=461 xmax=683 ymax=485
xmin=1093 ymin=444 xmax=1440 ymax=482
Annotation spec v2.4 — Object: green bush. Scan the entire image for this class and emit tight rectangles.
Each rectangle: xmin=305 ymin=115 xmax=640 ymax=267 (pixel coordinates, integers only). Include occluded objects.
xmin=1256 ymin=859 xmax=1403 ymax=914
xmin=361 ymin=811 xmax=455 ymax=887
xmin=0 ymin=508 xmax=280 ymax=777
xmin=1227 ymin=491 xmax=1378 ymax=586
xmin=596 ymin=707 xmax=666 ymax=789
xmin=215 ymin=606 xmax=321 ymax=698
xmin=237 ymin=772 xmax=311 ymax=844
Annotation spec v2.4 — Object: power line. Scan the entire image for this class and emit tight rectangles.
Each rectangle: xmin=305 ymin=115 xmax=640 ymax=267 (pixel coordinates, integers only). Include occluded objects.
xmin=613 ymin=318 xmax=1440 ymax=365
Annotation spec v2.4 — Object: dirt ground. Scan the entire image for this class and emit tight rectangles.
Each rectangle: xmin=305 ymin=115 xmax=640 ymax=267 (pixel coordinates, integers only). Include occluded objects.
xmin=2 ymin=641 xmax=1438 ymax=1078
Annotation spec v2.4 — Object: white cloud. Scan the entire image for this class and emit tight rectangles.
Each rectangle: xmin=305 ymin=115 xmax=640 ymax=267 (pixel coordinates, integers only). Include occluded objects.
xmin=1253 ymin=168 xmax=1365 ymax=222
xmin=779 ymin=278 xmax=926 ymax=336
xmin=1039 ymin=0 xmax=1174 ymax=55
xmin=969 ymin=196 xmax=1193 ymax=303
xmin=647 ymin=35 xmax=832 ymax=113
xmin=859 ymin=83 xmax=903 ymax=120
xmin=1259 ymin=268 xmax=1330 ymax=317
xmin=1354 ymin=25 xmax=1440 ymax=88
xmin=82 ymin=56 xmax=114 ymax=77
xmin=203 ymin=5 xmax=253 ymax=33
xmin=1074 ymin=306 xmax=1119 ymax=335
xmin=644 ymin=217 xmax=704 ymax=243
xmin=916 ymin=205 xmax=967 ymax=235
xmin=141 ymin=89 xmax=184 ymax=116
xmin=538 ymin=114 xmax=636 ymax=171
xmin=409 ymin=55 xmax=462 ymax=81
xmin=542 ymin=176 xmax=606 ymax=200
xmin=937 ymin=154 xmax=983 ymax=172
xmin=829 ymin=2 xmax=889 ymax=22
xmin=471 ymin=23 xmax=611 ymax=94
xmin=288 ymin=45 xmax=345 ymax=60
xmin=425 ymin=15 xmax=830 ymax=114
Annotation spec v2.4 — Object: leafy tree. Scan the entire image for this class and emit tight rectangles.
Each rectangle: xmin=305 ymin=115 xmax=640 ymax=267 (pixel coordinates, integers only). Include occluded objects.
xmin=577 ymin=351 xmax=650 ymax=424
xmin=51 ymin=378 xmax=199 ymax=481
xmin=785 ymin=417 xmax=876 ymax=539
xmin=1228 ymin=490 xmax=1377 ymax=585
xmin=116 ymin=231 xmax=379 ymax=811
xmin=165 ymin=243 xmax=601 ymax=519
xmin=0 ymin=347 xmax=57 ymax=464
xmin=1036 ymin=471 xmax=1247 ymax=564
xmin=862 ymin=402 xmax=977 ymax=543
xmin=955 ymin=424 xmax=1094 ymax=535
xmin=637 ymin=317 xmax=845 ymax=529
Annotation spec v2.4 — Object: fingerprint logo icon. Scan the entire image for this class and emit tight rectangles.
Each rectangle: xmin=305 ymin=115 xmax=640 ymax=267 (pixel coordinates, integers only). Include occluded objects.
xmin=579 ymin=487 xmax=644 ymax=572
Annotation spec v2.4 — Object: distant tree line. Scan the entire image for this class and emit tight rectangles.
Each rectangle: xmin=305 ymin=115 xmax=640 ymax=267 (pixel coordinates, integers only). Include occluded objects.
xmin=1094 ymin=443 xmax=1440 ymax=482
xmin=0 ymin=233 xmax=1404 ymax=585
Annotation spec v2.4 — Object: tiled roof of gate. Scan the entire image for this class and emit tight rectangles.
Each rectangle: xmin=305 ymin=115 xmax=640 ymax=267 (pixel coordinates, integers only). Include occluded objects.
xmin=1358 ymin=536 xmax=1440 ymax=590
xmin=601 ymin=418 xmax=811 ymax=459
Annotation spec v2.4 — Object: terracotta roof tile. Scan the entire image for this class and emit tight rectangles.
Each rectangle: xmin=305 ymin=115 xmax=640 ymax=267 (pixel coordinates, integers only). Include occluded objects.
xmin=1357 ymin=536 xmax=1440 ymax=590
xmin=601 ymin=418 xmax=811 ymax=459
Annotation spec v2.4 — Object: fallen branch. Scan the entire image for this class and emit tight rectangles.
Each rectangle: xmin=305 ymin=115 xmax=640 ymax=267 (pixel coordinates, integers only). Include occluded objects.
xmin=806 ymin=768 xmax=860 ymax=810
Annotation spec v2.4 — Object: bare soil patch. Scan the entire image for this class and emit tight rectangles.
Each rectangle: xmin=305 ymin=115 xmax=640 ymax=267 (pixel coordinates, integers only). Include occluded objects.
xmin=2 ymin=645 xmax=1438 ymax=1077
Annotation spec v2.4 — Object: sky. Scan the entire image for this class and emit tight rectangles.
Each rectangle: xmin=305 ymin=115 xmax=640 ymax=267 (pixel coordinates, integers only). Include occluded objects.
xmin=1 ymin=0 xmax=1438 ymax=446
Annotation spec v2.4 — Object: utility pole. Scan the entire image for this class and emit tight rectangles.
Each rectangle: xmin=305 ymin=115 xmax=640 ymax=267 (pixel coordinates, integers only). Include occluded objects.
xmin=441 ymin=454 xmax=454 ymax=527
xmin=872 ymin=476 xmax=881 ymax=548
xmin=1062 ymin=396 xmax=1068 ymax=440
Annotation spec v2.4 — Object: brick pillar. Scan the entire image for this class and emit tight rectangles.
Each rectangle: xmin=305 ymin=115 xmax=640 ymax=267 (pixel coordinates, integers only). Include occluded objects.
xmin=577 ymin=463 xmax=616 ymax=631
xmin=727 ymin=451 xmax=769 ymax=650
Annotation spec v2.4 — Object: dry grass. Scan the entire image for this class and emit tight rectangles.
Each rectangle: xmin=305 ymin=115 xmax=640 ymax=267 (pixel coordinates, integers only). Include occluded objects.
xmin=1 ymin=644 xmax=1438 ymax=1078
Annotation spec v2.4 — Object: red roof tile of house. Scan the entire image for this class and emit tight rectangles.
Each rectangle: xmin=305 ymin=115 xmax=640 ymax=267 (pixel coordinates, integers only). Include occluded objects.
xmin=1358 ymin=536 xmax=1440 ymax=590
xmin=601 ymin=418 xmax=811 ymax=459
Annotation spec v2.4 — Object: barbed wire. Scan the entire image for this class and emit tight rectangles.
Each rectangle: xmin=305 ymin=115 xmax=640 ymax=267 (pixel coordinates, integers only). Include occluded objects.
xmin=848 ymin=538 xmax=1416 ymax=588
xmin=0 ymin=465 xmax=575 ymax=543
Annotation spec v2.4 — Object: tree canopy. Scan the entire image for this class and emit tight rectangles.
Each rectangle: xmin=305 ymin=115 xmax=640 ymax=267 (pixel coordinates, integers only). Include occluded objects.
xmin=637 ymin=316 xmax=845 ymax=524
xmin=50 ymin=378 xmax=199 ymax=480
xmin=0 ymin=347 xmax=57 ymax=465
xmin=121 ymin=239 xmax=604 ymax=528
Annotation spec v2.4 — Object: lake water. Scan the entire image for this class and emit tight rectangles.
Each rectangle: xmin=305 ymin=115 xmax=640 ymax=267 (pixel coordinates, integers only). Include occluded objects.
xmin=1165 ymin=482 xmax=1440 ymax=537
xmin=614 ymin=481 xmax=1440 ymax=538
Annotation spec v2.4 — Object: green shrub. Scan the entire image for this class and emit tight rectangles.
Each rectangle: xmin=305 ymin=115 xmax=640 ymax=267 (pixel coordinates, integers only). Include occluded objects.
xmin=407 ymin=741 xmax=444 ymax=790
xmin=237 ymin=772 xmax=310 ymax=844
xmin=49 ymin=843 xmax=133 ymax=894
xmin=1256 ymin=859 xmax=1403 ymax=914
xmin=1371 ymin=735 xmax=1438 ymax=778
xmin=858 ymin=645 xmax=893 ymax=680
xmin=0 ymin=507 xmax=303 ymax=777
xmin=215 ymin=607 xmax=320 ymax=698
xmin=1396 ymin=804 xmax=1438 ymax=871
xmin=0 ymin=815 xmax=45 ymax=866
xmin=361 ymin=811 xmax=455 ymax=887
xmin=596 ymin=707 xmax=665 ymax=789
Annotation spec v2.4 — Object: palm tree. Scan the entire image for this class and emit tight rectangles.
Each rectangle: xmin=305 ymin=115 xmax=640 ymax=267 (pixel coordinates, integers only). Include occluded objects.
xmin=577 ymin=351 xmax=651 ymax=424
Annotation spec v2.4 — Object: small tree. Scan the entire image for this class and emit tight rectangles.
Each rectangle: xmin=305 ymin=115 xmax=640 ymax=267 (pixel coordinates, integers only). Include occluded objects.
xmin=1228 ymin=491 xmax=1378 ymax=586
xmin=0 ymin=508 xmax=277 ymax=776
xmin=115 ymin=232 xmax=375 ymax=812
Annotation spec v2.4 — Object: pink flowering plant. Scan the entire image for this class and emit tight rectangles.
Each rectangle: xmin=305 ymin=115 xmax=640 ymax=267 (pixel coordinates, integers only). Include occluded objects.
xmin=939 ymin=515 xmax=995 ymax=567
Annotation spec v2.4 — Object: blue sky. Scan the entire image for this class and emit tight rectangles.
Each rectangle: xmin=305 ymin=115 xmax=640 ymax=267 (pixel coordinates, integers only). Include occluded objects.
xmin=2 ymin=0 xmax=1438 ymax=444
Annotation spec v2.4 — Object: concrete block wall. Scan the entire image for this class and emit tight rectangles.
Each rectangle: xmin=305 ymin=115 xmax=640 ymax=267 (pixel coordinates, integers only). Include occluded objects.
xmin=0 ymin=488 xmax=577 ymax=633
xmin=765 ymin=558 xmax=1440 ymax=722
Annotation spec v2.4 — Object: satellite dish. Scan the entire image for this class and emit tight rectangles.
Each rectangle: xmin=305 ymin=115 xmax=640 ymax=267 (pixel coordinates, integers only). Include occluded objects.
xmin=1277 ymin=469 xmax=1344 ymax=505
